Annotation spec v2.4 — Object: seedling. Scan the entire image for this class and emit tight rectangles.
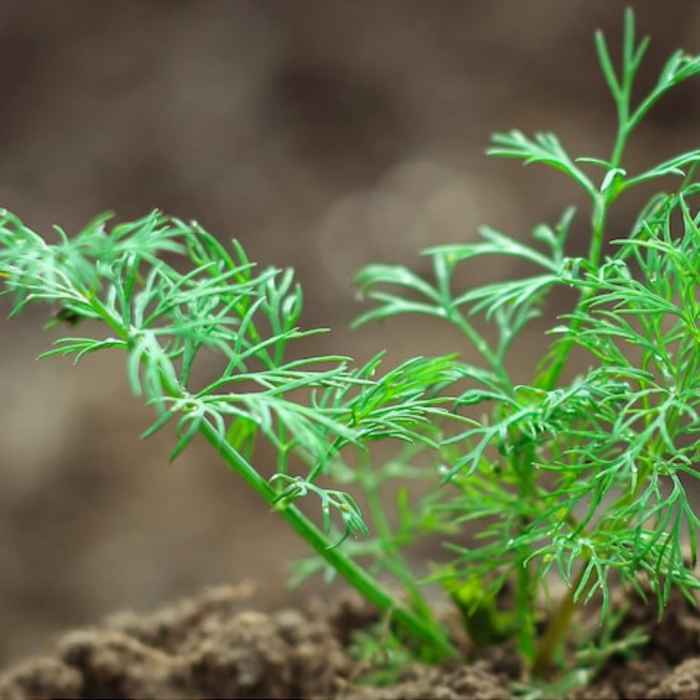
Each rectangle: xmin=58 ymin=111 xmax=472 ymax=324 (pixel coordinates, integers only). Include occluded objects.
xmin=2 ymin=9 xmax=700 ymax=685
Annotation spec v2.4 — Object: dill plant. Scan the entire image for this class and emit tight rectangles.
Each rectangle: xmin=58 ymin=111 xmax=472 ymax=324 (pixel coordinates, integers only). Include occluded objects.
xmin=2 ymin=8 xmax=700 ymax=683
xmin=353 ymin=9 xmax=700 ymax=676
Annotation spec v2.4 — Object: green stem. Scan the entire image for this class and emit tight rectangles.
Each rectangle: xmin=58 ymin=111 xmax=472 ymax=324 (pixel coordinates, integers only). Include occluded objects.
xmin=86 ymin=277 xmax=458 ymax=661
xmin=198 ymin=419 xmax=458 ymax=662
xmin=538 ymin=209 xmax=607 ymax=390
xmin=512 ymin=444 xmax=538 ymax=664
xmin=532 ymin=564 xmax=589 ymax=678
xmin=358 ymin=454 xmax=435 ymax=626
xmin=87 ymin=262 xmax=458 ymax=662
xmin=537 ymin=45 xmax=637 ymax=393
xmin=448 ymin=310 xmax=513 ymax=392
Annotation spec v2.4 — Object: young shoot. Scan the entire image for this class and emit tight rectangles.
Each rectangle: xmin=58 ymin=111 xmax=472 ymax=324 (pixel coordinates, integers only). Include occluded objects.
xmin=2 ymin=8 xmax=700 ymax=687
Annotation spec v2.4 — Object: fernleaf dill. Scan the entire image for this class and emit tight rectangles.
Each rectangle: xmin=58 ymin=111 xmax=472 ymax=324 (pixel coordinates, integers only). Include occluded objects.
xmin=2 ymin=8 xmax=700 ymax=684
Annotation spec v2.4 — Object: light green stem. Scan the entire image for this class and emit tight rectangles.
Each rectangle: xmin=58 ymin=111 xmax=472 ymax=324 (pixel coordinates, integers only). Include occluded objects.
xmin=198 ymin=419 xmax=458 ymax=661
xmin=532 ymin=565 xmax=588 ymax=678
xmin=358 ymin=455 xmax=435 ymax=625
xmin=88 ymin=267 xmax=458 ymax=662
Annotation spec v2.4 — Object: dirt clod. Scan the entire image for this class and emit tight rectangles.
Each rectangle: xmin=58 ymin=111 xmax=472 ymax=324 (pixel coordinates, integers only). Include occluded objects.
xmin=1 ymin=584 xmax=700 ymax=699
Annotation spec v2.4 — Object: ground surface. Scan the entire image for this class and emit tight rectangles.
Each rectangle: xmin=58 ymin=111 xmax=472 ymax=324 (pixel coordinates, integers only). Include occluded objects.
xmin=1 ymin=584 xmax=700 ymax=699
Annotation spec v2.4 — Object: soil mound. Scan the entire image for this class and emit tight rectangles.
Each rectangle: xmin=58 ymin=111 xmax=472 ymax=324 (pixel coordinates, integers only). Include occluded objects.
xmin=1 ymin=584 xmax=700 ymax=699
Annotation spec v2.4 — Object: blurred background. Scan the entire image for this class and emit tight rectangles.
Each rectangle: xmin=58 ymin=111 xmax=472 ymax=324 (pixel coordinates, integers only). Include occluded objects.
xmin=1 ymin=0 xmax=699 ymax=667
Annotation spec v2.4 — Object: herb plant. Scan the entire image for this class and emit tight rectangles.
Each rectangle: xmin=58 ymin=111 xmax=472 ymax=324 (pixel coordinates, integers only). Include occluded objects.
xmin=2 ymin=9 xmax=700 ymax=684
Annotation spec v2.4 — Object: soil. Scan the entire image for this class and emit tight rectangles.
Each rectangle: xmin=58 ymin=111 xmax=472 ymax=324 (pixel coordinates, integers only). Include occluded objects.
xmin=1 ymin=583 xmax=700 ymax=699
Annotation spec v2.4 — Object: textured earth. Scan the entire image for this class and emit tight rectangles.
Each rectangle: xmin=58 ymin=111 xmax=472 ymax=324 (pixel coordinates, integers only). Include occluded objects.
xmin=1 ymin=584 xmax=700 ymax=699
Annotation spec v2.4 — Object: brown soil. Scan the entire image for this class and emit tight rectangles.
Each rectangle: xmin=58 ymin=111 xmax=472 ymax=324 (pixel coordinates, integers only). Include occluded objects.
xmin=1 ymin=583 xmax=700 ymax=700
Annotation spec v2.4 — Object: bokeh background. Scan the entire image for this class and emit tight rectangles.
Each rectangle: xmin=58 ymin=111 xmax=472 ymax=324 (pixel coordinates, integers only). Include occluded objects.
xmin=1 ymin=0 xmax=699 ymax=667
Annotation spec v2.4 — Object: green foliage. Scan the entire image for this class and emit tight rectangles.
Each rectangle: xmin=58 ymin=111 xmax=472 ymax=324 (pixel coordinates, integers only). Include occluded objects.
xmin=0 ymin=209 xmax=457 ymax=661
xmin=2 ymin=8 xmax=700 ymax=684
xmin=354 ymin=8 xmax=700 ymax=675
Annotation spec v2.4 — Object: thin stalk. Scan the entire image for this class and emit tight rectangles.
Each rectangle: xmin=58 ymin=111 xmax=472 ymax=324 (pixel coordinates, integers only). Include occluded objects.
xmin=76 ymin=243 xmax=459 ymax=661
xmin=447 ymin=309 xmax=514 ymax=392
xmin=515 ymin=558 xmax=537 ymax=666
xmin=511 ymin=443 xmax=538 ymax=664
xmin=199 ymin=418 xmax=458 ymax=662
xmin=357 ymin=453 xmax=436 ymax=626
xmin=533 ymin=564 xmax=589 ymax=678
xmin=537 ymin=28 xmax=636 ymax=393
xmin=536 ymin=201 xmax=608 ymax=391
xmin=110 ymin=292 xmax=459 ymax=663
